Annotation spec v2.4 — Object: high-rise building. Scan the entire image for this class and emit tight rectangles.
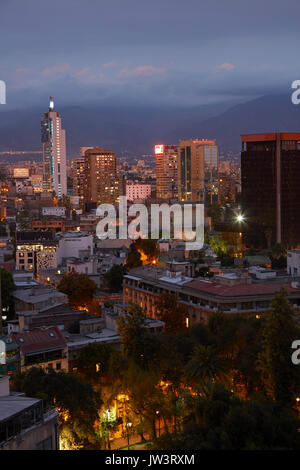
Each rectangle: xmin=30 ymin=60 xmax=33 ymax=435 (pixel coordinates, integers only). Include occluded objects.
xmin=41 ymin=97 xmax=67 ymax=198
xmin=241 ymin=133 xmax=300 ymax=247
xmin=178 ymin=139 xmax=219 ymax=203
xmin=83 ymin=147 xmax=122 ymax=206
xmin=155 ymin=144 xmax=178 ymax=199
xmin=218 ymin=173 xmax=236 ymax=205
xmin=72 ymin=157 xmax=85 ymax=207
xmin=126 ymin=182 xmax=151 ymax=201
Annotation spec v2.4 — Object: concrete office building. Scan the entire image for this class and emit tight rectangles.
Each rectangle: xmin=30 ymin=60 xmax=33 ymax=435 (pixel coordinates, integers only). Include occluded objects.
xmin=178 ymin=139 xmax=219 ymax=203
xmin=83 ymin=147 xmax=122 ymax=205
xmin=155 ymin=144 xmax=178 ymax=199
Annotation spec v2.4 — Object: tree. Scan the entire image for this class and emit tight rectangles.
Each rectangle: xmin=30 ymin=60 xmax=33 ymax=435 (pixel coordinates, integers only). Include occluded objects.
xmin=156 ymin=293 xmax=186 ymax=334
xmin=257 ymin=289 xmax=300 ymax=405
xmin=13 ymin=367 xmax=102 ymax=449
xmin=118 ymin=303 xmax=160 ymax=368
xmin=209 ymin=235 xmax=228 ymax=258
xmin=119 ymin=360 xmax=164 ymax=440
xmin=151 ymin=384 xmax=300 ymax=450
xmin=185 ymin=344 xmax=228 ymax=386
xmin=57 ymin=272 xmax=97 ymax=308
xmin=125 ymin=243 xmax=142 ymax=270
xmin=104 ymin=264 xmax=127 ymax=292
xmin=77 ymin=342 xmax=114 ymax=381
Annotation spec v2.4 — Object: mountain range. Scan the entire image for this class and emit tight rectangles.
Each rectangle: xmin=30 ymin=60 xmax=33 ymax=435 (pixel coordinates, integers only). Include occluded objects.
xmin=0 ymin=93 xmax=299 ymax=159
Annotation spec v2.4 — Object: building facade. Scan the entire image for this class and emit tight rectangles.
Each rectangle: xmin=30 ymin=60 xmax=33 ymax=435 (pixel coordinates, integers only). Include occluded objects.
xmin=72 ymin=157 xmax=86 ymax=208
xmin=16 ymin=231 xmax=57 ymax=273
xmin=123 ymin=265 xmax=300 ymax=325
xmin=84 ymin=147 xmax=122 ymax=206
xmin=155 ymin=144 xmax=178 ymax=199
xmin=126 ymin=182 xmax=151 ymax=201
xmin=241 ymin=133 xmax=300 ymax=247
xmin=178 ymin=139 xmax=219 ymax=203
xmin=11 ymin=327 xmax=68 ymax=373
xmin=41 ymin=97 xmax=67 ymax=198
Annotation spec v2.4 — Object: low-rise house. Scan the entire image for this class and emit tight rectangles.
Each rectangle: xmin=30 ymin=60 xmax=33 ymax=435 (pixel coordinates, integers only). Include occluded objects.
xmin=7 ymin=303 xmax=92 ymax=335
xmin=11 ymin=326 xmax=68 ymax=372
xmin=12 ymin=285 xmax=68 ymax=313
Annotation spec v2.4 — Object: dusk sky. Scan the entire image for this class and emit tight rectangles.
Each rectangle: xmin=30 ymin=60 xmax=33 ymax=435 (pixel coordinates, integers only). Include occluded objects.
xmin=1 ymin=0 xmax=300 ymax=108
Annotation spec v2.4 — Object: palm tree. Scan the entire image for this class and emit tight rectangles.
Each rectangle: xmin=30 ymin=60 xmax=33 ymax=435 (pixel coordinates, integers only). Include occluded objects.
xmin=185 ymin=344 xmax=228 ymax=386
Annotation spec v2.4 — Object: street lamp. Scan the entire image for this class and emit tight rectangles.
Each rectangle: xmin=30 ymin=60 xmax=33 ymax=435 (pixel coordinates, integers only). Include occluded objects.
xmin=235 ymin=214 xmax=245 ymax=256
xmin=156 ymin=410 xmax=160 ymax=437
xmin=236 ymin=214 xmax=245 ymax=223
xmin=126 ymin=421 xmax=132 ymax=450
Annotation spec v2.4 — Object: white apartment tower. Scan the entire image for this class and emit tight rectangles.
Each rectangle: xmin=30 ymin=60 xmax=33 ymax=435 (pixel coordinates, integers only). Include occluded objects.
xmin=41 ymin=96 xmax=67 ymax=197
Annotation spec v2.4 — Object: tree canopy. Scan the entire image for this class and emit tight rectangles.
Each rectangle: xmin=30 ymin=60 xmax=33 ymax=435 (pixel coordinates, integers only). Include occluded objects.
xmin=57 ymin=272 xmax=97 ymax=308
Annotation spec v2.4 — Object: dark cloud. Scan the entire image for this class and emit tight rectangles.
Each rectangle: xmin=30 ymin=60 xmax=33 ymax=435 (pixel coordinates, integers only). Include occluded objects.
xmin=0 ymin=0 xmax=299 ymax=107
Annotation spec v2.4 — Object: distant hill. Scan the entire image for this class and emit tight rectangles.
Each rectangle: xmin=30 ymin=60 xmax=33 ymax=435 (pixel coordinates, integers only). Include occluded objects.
xmin=0 ymin=94 xmax=299 ymax=158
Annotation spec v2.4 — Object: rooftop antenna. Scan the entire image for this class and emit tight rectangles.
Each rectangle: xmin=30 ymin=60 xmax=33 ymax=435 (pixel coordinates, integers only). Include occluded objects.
xmin=49 ymin=96 xmax=54 ymax=111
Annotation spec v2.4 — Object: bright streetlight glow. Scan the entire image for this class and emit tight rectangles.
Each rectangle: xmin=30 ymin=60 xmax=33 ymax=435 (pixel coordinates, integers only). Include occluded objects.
xmin=236 ymin=214 xmax=245 ymax=223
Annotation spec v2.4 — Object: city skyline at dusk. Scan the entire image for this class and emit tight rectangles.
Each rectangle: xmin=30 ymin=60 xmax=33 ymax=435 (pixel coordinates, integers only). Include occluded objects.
xmin=1 ymin=0 xmax=300 ymax=457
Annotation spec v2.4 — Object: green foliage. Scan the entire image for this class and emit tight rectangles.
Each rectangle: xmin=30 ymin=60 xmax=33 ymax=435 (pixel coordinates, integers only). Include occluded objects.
xmin=13 ymin=367 xmax=102 ymax=448
xmin=185 ymin=344 xmax=228 ymax=385
xmin=257 ymin=289 xmax=300 ymax=404
xmin=119 ymin=360 xmax=164 ymax=439
xmin=118 ymin=303 xmax=160 ymax=368
xmin=209 ymin=235 xmax=228 ymax=258
xmin=57 ymin=272 xmax=97 ymax=307
xmin=77 ymin=342 xmax=115 ymax=380
xmin=151 ymin=384 xmax=300 ymax=450
xmin=104 ymin=264 xmax=127 ymax=292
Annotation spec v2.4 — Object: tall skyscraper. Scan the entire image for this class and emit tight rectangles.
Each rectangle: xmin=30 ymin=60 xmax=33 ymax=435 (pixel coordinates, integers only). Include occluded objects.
xmin=155 ymin=144 xmax=178 ymax=199
xmin=83 ymin=147 xmax=122 ymax=205
xmin=241 ymin=133 xmax=300 ymax=247
xmin=41 ymin=97 xmax=67 ymax=197
xmin=72 ymin=157 xmax=85 ymax=207
xmin=178 ymin=139 xmax=219 ymax=203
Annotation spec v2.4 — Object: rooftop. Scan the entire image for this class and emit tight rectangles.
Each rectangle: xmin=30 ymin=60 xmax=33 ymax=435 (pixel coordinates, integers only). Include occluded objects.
xmin=12 ymin=286 xmax=67 ymax=306
xmin=241 ymin=132 xmax=300 ymax=142
xmin=11 ymin=327 xmax=67 ymax=355
xmin=0 ymin=394 xmax=41 ymax=422
xmin=63 ymin=329 xmax=120 ymax=348
xmin=184 ymin=278 xmax=300 ymax=298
